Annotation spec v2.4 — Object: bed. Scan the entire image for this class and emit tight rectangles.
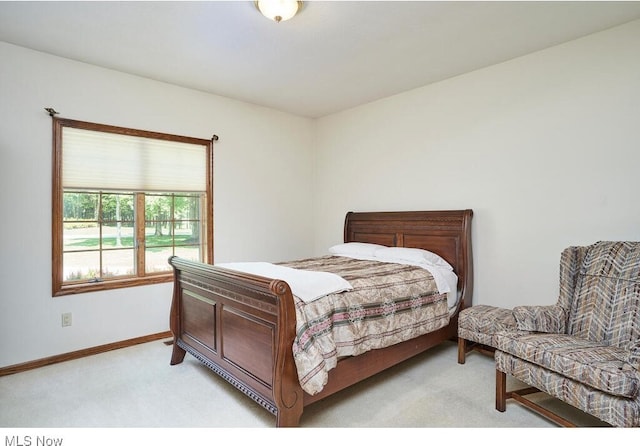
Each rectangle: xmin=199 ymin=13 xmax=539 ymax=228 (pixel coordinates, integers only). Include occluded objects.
xmin=168 ymin=209 xmax=473 ymax=427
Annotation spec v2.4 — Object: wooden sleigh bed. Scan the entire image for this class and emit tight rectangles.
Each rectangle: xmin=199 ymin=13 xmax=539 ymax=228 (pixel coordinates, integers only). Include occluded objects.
xmin=168 ymin=209 xmax=473 ymax=427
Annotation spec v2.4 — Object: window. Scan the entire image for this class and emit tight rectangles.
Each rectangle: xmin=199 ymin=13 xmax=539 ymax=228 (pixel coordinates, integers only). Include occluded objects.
xmin=52 ymin=118 xmax=213 ymax=296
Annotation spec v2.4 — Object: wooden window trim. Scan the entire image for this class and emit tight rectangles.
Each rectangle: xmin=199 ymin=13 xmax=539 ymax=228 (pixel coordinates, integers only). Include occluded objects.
xmin=52 ymin=118 xmax=213 ymax=297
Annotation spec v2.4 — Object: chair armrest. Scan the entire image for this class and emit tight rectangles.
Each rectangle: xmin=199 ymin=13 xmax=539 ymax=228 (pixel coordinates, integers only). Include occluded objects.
xmin=512 ymin=304 xmax=566 ymax=333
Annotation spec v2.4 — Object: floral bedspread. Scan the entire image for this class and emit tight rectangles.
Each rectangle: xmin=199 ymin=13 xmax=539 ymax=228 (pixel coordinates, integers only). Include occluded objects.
xmin=277 ymin=255 xmax=450 ymax=395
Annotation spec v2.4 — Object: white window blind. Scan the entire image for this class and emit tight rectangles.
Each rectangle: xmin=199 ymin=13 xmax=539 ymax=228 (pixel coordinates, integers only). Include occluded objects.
xmin=62 ymin=127 xmax=207 ymax=192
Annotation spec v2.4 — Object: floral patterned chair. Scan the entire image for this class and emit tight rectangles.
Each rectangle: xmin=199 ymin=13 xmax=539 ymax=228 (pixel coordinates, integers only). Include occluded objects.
xmin=494 ymin=241 xmax=640 ymax=427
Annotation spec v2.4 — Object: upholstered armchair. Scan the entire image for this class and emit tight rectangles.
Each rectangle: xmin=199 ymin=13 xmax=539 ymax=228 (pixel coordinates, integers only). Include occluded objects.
xmin=494 ymin=241 xmax=640 ymax=427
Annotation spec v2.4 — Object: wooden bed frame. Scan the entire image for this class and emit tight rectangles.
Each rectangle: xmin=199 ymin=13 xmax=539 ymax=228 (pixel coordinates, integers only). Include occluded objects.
xmin=168 ymin=209 xmax=473 ymax=427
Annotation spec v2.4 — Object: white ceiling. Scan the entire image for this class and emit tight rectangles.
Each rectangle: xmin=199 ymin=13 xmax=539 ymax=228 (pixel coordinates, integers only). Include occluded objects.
xmin=2 ymin=1 xmax=640 ymax=118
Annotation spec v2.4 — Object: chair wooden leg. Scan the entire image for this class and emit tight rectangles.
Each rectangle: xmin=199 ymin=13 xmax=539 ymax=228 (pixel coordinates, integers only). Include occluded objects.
xmin=496 ymin=369 xmax=506 ymax=412
xmin=495 ymin=366 xmax=582 ymax=426
xmin=457 ymin=337 xmax=467 ymax=364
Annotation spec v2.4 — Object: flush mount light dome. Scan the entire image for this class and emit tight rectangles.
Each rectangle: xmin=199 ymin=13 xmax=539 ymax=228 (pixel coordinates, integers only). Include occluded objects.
xmin=255 ymin=0 xmax=302 ymax=23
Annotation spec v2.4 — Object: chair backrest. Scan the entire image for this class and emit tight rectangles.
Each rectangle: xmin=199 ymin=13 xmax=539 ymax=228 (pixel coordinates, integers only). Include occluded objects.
xmin=565 ymin=241 xmax=640 ymax=348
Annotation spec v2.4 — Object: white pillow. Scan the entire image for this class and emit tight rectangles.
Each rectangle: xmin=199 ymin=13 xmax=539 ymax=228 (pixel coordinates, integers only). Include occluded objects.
xmin=375 ymin=247 xmax=453 ymax=271
xmin=329 ymin=242 xmax=386 ymax=257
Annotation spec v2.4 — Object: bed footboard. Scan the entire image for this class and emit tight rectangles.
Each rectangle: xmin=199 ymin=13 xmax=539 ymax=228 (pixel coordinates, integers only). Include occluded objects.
xmin=168 ymin=256 xmax=304 ymax=427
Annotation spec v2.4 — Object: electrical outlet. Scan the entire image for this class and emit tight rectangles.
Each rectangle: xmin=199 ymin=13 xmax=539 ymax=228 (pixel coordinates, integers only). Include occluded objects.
xmin=62 ymin=312 xmax=72 ymax=327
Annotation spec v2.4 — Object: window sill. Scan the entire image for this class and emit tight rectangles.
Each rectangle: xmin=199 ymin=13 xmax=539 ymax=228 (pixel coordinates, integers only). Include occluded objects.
xmin=53 ymin=274 xmax=173 ymax=297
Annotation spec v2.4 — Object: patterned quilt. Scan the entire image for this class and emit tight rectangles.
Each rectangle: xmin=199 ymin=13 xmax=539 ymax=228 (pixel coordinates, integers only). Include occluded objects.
xmin=277 ymin=255 xmax=450 ymax=395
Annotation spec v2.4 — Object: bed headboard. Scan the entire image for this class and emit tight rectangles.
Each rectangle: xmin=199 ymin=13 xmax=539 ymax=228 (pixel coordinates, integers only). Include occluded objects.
xmin=344 ymin=209 xmax=473 ymax=309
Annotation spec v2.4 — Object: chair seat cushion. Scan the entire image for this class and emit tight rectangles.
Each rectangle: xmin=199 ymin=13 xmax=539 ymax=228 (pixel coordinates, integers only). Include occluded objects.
xmin=495 ymin=331 xmax=639 ymax=398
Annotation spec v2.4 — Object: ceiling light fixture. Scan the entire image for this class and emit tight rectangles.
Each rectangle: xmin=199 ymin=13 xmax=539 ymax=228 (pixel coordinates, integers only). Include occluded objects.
xmin=255 ymin=0 xmax=302 ymax=23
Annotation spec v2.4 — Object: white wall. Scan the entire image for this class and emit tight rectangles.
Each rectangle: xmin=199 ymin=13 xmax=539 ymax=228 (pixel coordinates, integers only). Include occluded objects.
xmin=0 ymin=42 xmax=314 ymax=367
xmin=313 ymin=20 xmax=640 ymax=309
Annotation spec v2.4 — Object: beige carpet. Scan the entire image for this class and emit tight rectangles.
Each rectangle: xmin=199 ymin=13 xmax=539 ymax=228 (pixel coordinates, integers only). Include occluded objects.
xmin=0 ymin=337 xmax=623 ymax=443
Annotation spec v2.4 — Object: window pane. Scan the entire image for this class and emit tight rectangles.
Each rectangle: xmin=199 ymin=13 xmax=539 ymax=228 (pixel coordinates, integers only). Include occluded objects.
xmin=64 ymin=251 xmax=100 ymax=281
xmin=145 ymin=227 xmax=173 ymax=248
xmin=145 ymin=194 xmax=172 ymax=222
xmin=174 ymin=222 xmax=200 ymax=246
xmin=175 ymin=245 xmax=200 ymax=262
xmin=63 ymin=191 xmax=98 ymax=220
xmin=101 ymin=224 xmax=135 ymax=249
xmin=174 ymin=195 xmax=199 ymax=220
xmin=146 ymin=247 xmax=173 ymax=274
xmin=174 ymin=194 xmax=201 ymax=249
xmin=145 ymin=194 xmax=172 ymax=248
xmin=64 ymin=222 xmax=99 ymax=252
xmin=102 ymin=249 xmax=135 ymax=277
xmin=100 ymin=193 xmax=134 ymax=223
